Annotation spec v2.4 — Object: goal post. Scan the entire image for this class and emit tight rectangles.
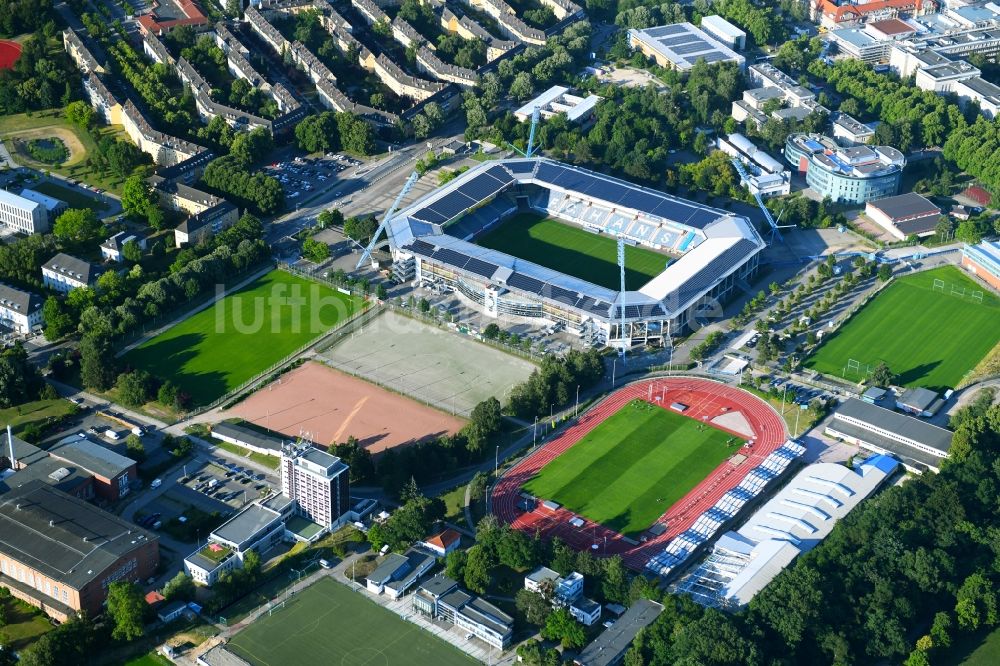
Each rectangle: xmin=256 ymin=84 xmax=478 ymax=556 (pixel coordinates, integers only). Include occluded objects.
xmin=933 ymin=278 xmax=945 ymax=292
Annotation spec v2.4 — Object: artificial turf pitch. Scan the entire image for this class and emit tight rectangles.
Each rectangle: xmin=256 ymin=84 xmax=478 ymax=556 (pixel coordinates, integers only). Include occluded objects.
xmin=523 ymin=400 xmax=740 ymax=537
xmin=125 ymin=270 xmax=364 ymax=405
xmin=804 ymin=266 xmax=1000 ymax=390
xmin=227 ymin=577 xmax=476 ymax=666
xmin=475 ymin=213 xmax=670 ymax=290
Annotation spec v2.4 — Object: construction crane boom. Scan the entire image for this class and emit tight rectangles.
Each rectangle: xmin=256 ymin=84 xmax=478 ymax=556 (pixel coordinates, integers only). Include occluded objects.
xmin=355 ymin=171 xmax=419 ymax=270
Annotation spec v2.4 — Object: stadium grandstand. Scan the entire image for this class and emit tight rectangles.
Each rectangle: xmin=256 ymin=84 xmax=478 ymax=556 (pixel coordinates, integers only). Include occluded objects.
xmin=385 ymin=157 xmax=765 ymax=348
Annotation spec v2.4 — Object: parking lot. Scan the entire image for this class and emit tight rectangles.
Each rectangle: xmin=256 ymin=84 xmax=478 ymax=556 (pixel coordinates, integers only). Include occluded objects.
xmin=266 ymin=153 xmax=362 ymax=206
xmin=134 ymin=458 xmax=271 ymax=534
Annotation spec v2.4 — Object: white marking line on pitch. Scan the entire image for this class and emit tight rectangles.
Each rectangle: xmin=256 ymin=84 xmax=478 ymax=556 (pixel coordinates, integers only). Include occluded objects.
xmin=331 ymin=396 xmax=369 ymax=444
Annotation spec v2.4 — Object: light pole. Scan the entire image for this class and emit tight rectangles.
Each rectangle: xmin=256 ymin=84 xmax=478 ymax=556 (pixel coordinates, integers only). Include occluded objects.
xmin=575 ymin=385 xmax=580 ymax=418
xmin=612 ymin=357 xmax=617 ymax=386
xmin=780 ymin=384 xmax=788 ymax=415
xmin=533 ymin=416 xmax=537 ymax=447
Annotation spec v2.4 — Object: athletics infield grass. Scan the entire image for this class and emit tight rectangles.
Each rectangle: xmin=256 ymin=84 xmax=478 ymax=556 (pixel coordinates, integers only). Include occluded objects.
xmin=804 ymin=266 xmax=1000 ymax=390
xmin=523 ymin=400 xmax=740 ymax=536
xmin=227 ymin=577 xmax=475 ymax=666
xmin=475 ymin=213 xmax=670 ymax=290
xmin=125 ymin=270 xmax=364 ymax=406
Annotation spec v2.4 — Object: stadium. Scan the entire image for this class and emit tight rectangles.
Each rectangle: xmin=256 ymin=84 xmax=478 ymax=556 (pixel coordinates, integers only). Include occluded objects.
xmin=492 ymin=378 xmax=801 ymax=575
xmin=385 ymin=157 xmax=765 ymax=348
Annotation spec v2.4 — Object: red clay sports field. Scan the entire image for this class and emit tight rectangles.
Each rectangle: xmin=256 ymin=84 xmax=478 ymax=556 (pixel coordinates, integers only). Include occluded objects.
xmin=0 ymin=40 xmax=23 ymax=70
xmin=491 ymin=377 xmax=788 ymax=571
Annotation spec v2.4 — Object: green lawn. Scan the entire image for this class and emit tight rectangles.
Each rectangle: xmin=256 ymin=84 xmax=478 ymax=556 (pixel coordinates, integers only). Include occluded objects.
xmin=0 ymin=398 xmax=75 ymax=435
xmin=523 ymin=399 xmax=741 ymax=536
xmin=124 ymin=652 xmax=173 ymax=666
xmin=124 ymin=270 xmax=365 ymax=406
xmin=475 ymin=213 xmax=670 ymax=290
xmin=30 ymin=180 xmax=108 ymax=213
xmin=940 ymin=627 xmax=1000 ymax=666
xmin=227 ymin=577 xmax=476 ymax=666
xmin=804 ymin=266 xmax=1000 ymax=391
xmin=213 ymin=438 xmax=281 ymax=470
xmin=0 ymin=109 xmax=143 ymax=195
xmin=0 ymin=596 xmax=54 ymax=650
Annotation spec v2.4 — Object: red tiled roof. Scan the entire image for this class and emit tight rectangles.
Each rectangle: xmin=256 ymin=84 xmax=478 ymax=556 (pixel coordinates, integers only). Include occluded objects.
xmin=145 ymin=591 xmax=165 ymax=605
xmin=817 ymin=0 xmax=929 ymax=23
xmin=137 ymin=0 xmax=208 ymax=35
xmin=868 ymin=18 xmax=916 ymax=35
xmin=425 ymin=529 xmax=461 ymax=549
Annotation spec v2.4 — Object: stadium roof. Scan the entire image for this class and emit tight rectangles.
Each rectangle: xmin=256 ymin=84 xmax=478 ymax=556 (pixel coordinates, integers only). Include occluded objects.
xmin=0 ymin=481 xmax=157 ymax=589
xmin=675 ymin=456 xmax=899 ymax=608
xmin=388 ymin=157 xmax=763 ymax=323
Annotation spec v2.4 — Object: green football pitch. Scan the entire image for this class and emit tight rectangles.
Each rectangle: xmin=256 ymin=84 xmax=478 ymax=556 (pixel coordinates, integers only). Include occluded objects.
xmin=804 ymin=266 xmax=1000 ymax=390
xmin=523 ymin=400 xmax=740 ymax=537
xmin=227 ymin=577 xmax=476 ymax=666
xmin=125 ymin=270 xmax=364 ymax=406
xmin=475 ymin=213 xmax=670 ymax=290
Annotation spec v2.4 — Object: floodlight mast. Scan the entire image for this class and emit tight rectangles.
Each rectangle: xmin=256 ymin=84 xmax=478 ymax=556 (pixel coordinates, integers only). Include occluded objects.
xmin=730 ymin=158 xmax=792 ymax=244
xmin=618 ymin=235 xmax=626 ymax=360
xmin=355 ymin=171 xmax=419 ymax=270
xmin=507 ymin=106 xmax=541 ymax=158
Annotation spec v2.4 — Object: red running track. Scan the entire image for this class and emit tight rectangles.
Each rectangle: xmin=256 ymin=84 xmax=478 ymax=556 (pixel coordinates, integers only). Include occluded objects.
xmin=0 ymin=41 xmax=22 ymax=70
xmin=492 ymin=377 xmax=788 ymax=571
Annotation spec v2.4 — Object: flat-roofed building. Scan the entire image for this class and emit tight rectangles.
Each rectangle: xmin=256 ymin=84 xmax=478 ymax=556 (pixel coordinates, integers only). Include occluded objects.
xmin=18 ymin=189 xmax=67 ymax=219
xmin=514 ymin=85 xmax=603 ymax=126
xmin=412 ymin=574 xmax=515 ymax=649
xmin=0 ymin=189 xmax=49 ymax=234
xmin=48 ymin=435 xmax=138 ymax=501
xmin=673 ymin=456 xmax=899 ymax=609
xmin=628 ymin=23 xmax=745 ymax=72
xmin=0 ymin=283 xmax=44 ymax=334
xmin=280 ymin=446 xmax=350 ymax=530
xmin=576 ymin=599 xmax=664 ymax=666
xmin=895 ymin=387 xmax=943 ymax=417
xmin=699 ymin=15 xmax=746 ymax=50
xmin=716 ymin=133 xmax=791 ymax=198
xmin=0 ymin=481 xmax=159 ymax=621
xmin=865 ymin=192 xmax=942 ymax=240
xmin=825 ymin=398 xmax=953 ymax=473
xmin=832 ymin=112 xmax=875 ymax=145
xmin=954 ymin=75 xmax=1000 ymax=119
xmin=961 ymin=240 xmax=1000 ymax=291
xmin=211 ymin=422 xmax=285 ymax=457
xmin=784 ymin=133 xmax=904 ymax=204
xmin=42 ymin=253 xmax=102 ymax=293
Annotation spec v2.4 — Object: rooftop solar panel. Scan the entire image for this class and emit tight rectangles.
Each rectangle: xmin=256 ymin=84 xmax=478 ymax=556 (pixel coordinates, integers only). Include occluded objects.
xmin=505 ymin=161 xmax=536 ymax=174
xmin=696 ymin=52 xmax=728 ymax=64
xmin=411 ymin=208 xmax=449 ymax=225
xmin=661 ymin=34 xmax=703 ymax=47
xmin=432 ymin=247 xmax=469 ymax=268
xmin=464 ymin=257 xmax=497 ymax=278
xmin=427 ymin=192 xmax=478 ymax=221
xmin=483 ymin=164 xmax=515 ymax=185
xmin=646 ymin=24 xmax=688 ymax=37
xmin=673 ymin=41 xmax=712 ymax=56
xmin=406 ymin=239 xmax=436 ymax=256
xmin=506 ymin=272 xmax=545 ymax=295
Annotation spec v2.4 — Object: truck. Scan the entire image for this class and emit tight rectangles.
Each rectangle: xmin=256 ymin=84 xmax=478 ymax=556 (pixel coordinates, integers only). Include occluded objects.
xmin=208 ymin=478 xmax=219 ymax=489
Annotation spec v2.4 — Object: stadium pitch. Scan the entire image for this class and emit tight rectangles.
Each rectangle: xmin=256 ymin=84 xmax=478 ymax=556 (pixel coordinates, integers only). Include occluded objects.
xmin=523 ymin=399 xmax=739 ymax=537
xmin=475 ymin=212 xmax=671 ymax=290
xmin=227 ymin=577 xmax=475 ymax=666
xmin=125 ymin=270 xmax=364 ymax=406
xmin=804 ymin=266 xmax=1000 ymax=390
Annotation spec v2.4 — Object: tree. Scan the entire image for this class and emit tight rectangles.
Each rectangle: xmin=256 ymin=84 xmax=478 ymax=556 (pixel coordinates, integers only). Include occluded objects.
xmin=878 ymin=264 xmax=892 ymax=282
xmin=542 ymin=607 xmax=586 ymax=648
xmin=162 ymin=571 xmax=195 ymax=602
xmin=230 ymin=127 xmax=273 ymax=167
xmin=42 ymin=296 xmax=74 ymax=341
xmin=225 ymin=0 xmax=242 ymax=18
xmin=80 ymin=332 xmax=116 ymax=390
xmin=510 ymin=71 xmax=534 ymax=100
xmin=53 ymin=208 xmax=102 ymax=243
xmin=301 ymin=237 xmax=330 ymax=263
xmin=956 ymin=219 xmax=984 ymax=245
xmin=445 ymin=549 xmax=467 ymax=581
xmin=955 ymin=571 xmax=998 ymax=630
xmin=116 ymin=370 xmax=153 ymax=408
xmin=122 ymin=239 xmax=143 ymax=263
xmin=871 ymin=361 xmax=895 ymax=388
xmin=483 ymin=323 xmax=500 ymax=340
xmin=343 ymin=215 xmax=378 ymax=242
xmin=317 ymin=208 xmax=343 ymax=229
xmin=515 ymin=589 xmax=552 ymax=626
xmin=64 ymin=100 xmax=94 ymax=129
xmin=122 ymin=433 xmax=146 ymax=462
xmin=106 ymin=581 xmax=145 ymax=641
xmin=463 ymin=544 xmax=493 ymax=594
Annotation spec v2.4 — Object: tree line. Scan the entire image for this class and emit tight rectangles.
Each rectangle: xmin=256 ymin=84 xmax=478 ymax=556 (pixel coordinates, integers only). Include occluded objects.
xmin=0 ymin=26 xmax=78 ymax=114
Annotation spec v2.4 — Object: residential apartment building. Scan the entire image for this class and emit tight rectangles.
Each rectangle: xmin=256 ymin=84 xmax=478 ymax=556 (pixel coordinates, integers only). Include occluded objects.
xmin=0 ymin=189 xmax=50 ymax=234
xmin=0 ymin=481 xmax=159 ymax=621
xmin=101 ymin=231 xmax=147 ymax=263
xmin=0 ymin=284 xmax=43 ymax=334
xmin=280 ymin=446 xmax=350 ymax=529
xmin=524 ymin=566 xmax=602 ymax=626
xmin=732 ymin=63 xmax=829 ymax=129
xmin=42 ymin=253 xmax=102 ymax=293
